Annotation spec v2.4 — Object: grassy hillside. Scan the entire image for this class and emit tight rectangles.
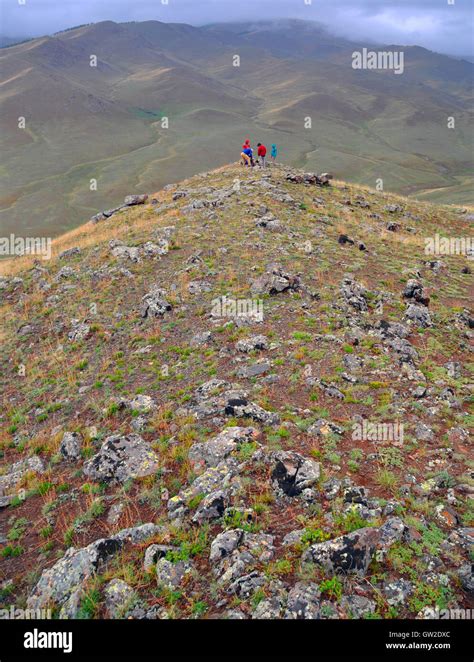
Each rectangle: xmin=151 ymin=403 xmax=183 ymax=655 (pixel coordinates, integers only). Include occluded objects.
xmin=0 ymin=20 xmax=472 ymax=239
xmin=0 ymin=164 xmax=472 ymax=620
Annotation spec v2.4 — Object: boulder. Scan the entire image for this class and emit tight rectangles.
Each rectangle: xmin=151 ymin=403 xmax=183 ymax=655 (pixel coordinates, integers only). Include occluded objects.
xmin=28 ymin=524 xmax=159 ymax=614
xmin=83 ymin=434 xmax=159 ymax=484
xmin=302 ymin=518 xmax=405 ymax=576
xmin=124 ymin=194 xmax=148 ymax=206
xmin=271 ymin=451 xmax=321 ymax=497
xmin=188 ymin=427 xmax=258 ymax=470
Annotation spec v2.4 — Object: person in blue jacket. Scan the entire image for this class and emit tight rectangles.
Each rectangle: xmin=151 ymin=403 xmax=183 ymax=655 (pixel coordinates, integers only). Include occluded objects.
xmin=271 ymin=144 xmax=278 ymax=162
xmin=242 ymin=146 xmax=254 ymax=167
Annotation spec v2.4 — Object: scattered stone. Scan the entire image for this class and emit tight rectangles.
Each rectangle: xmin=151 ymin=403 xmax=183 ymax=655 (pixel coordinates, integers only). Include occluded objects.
xmin=60 ymin=432 xmax=82 ymax=462
xmin=124 ymin=194 xmax=148 ymax=206
xmin=341 ymin=275 xmax=368 ymax=312
xmin=190 ymin=331 xmax=212 ymax=347
xmin=140 ymin=287 xmax=172 ymax=319
xmin=0 ymin=456 xmax=45 ymax=494
xmin=251 ymin=266 xmax=300 ymax=296
xmin=383 ymin=579 xmax=413 ymax=606
xmin=302 ymin=518 xmax=405 ymax=576
xmin=168 ymin=464 xmax=235 ymax=520
xmin=415 ymin=422 xmax=434 ymax=442
xmin=83 ymin=434 xmax=159 ymax=484
xmin=155 ymin=559 xmax=193 ymax=589
xmin=106 ymin=502 xmax=124 ymax=526
xmin=110 ymin=244 xmax=141 ymax=262
xmin=128 ymin=395 xmax=156 ymax=413
xmin=308 ymin=419 xmax=344 ymax=437
xmin=189 ymin=427 xmax=258 ymax=470
xmin=316 ymin=381 xmax=345 ymax=400
xmin=403 ymin=280 xmax=429 ymax=306
xmin=444 ymin=361 xmax=461 ymax=379
xmin=457 ymin=563 xmax=474 ymax=593
xmin=210 ymin=529 xmax=275 ymax=586
xmin=192 ymin=489 xmax=229 ymax=523
xmin=104 ymin=579 xmax=137 ymax=618
xmin=341 ymin=595 xmax=376 ymax=618
xmin=284 ymin=582 xmax=321 ymax=619
xmin=237 ymin=361 xmax=271 ymax=378
xmin=236 ymin=335 xmax=268 ymax=352
xmin=68 ymin=319 xmax=90 ymax=342
xmin=271 ymin=451 xmax=320 ymax=497
xmin=405 ymin=303 xmax=432 ymax=328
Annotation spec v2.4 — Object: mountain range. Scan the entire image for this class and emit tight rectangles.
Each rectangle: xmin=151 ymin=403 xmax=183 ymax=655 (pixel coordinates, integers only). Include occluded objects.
xmin=0 ymin=19 xmax=472 ymax=238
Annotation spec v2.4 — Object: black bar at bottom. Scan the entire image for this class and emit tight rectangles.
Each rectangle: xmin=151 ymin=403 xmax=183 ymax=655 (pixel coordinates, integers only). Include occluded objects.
xmin=0 ymin=618 xmax=471 ymax=660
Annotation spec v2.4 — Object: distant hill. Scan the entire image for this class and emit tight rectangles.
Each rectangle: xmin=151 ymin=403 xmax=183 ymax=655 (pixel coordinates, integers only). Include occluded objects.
xmin=0 ymin=19 xmax=472 ymax=238
xmin=0 ymin=35 xmax=32 ymax=48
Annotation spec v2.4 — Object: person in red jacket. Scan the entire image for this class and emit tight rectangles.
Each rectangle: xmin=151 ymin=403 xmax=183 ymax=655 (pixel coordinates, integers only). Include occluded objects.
xmin=257 ymin=143 xmax=267 ymax=168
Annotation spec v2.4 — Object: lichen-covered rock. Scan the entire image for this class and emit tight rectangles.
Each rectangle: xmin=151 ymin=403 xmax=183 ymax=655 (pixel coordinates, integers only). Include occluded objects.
xmin=415 ymin=422 xmax=434 ymax=442
xmin=228 ymin=571 xmax=266 ymax=597
xmin=27 ymin=523 xmax=159 ymax=614
xmin=236 ymin=361 xmax=271 ymax=378
xmin=124 ymin=194 xmax=148 ymax=206
xmin=236 ymin=335 xmax=269 ymax=352
xmin=60 ymin=432 xmax=82 ymax=462
xmin=302 ymin=518 xmax=405 ymax=576
xmin=209 ymin=529 xmax=275 ymax=586
xmin=104 ymin=579 xmax=138 ymax=618
xmin=226 ymin=400 xmax=280 ymax=425
xmin=252 ymin=595 xmax=284 ymax=619
xmin=188 ymin=427 xmax=258 ymax=471
xmin=110 ymin=244 xmax=141 ymax=262
xmin=155 ymin=559 xmax=193 ymax=589
xmin=0 ymin=456 xmax=45 ymax=494
xmin=341 ymin=275 xmax=368 ymax=312
xmin=168 ymin=463 xmax=236 ymax=520
xmin=250 ymin=266 xmax=300 ymax=296
xmin=341 ymin=595 xmax=376 ymax=618
xmin=144 ymin=544 xmax=177 ymax=572
xmin=383 ymin=579 xmax=413 ymax=606
xmin=405 ymin=303 xmax=432 ymax=328
xmin=271 ymin=451 xmax=321 ymax=497
xmin=128 ymin=394 xmax=156 ymax=413
xmin=68 ymin=319 xmax=90 ymax=342
xmin=140 ymin=286 xmax=172 ymax=318
xmin=192 ymin=489 xmax=229 ymax=523
xmin=284 ymin=582 xmax=321 ymax=619
xmin=27 ymin=538 xmax=122 ymax=613
xmin=403 ymin=279 xmax=429 ymax=306
xmin=303 ymin=527 xmax=378 ymax=576
xmin=190 ymin=331 xmax=212 ymax=347
xmin=83 ymin=434 xmax=159 ymax=484
xmin=457 ymin=563 xmax=474 ymax=594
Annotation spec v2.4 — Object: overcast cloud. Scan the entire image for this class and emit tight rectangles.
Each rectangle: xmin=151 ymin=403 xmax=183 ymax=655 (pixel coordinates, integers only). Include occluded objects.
xmin=0 ymin=0 xmax=472 ymax=56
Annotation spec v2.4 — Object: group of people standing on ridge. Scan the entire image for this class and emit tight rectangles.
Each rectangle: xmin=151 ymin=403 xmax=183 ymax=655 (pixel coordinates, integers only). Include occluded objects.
xmin=240 ymin=139 xmax=278 ymax=168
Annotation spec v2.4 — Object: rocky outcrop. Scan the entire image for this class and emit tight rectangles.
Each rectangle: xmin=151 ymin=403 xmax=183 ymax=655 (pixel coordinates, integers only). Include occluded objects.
xmin=83 ymin=434 xmax=159 ymax=484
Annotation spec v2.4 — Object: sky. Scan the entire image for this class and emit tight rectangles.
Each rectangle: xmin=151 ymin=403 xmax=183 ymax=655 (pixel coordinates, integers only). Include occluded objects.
xmin=0 ymin=0 xmax=473 ymax=56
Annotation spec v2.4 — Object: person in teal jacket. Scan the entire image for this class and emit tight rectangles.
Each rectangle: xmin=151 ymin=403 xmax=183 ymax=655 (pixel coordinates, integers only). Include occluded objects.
xmin=271 ymin=144 xmax=278 ymax=161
